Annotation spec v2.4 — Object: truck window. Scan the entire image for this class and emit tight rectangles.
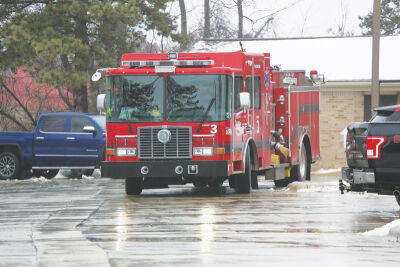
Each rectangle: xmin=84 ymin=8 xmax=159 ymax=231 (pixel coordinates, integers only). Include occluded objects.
xmin=254 ymin=76 xmax=261 ymax=110
xmin=370 ymin=111 xmax=400 ymax=122
xmin=167 ymin=74 xmax=232 ymax=122
xmin=234 ymin=76 xmax=243 ymax=111
xmin=70 ymin=117 xmax=95 ymax=133
xmin=245 ymin=76 xmax=261 ymax=110
xmin=106 ymin=75 xmax=164 ymax=123
xmin=40 ymin=116 xmax=66 ymax=132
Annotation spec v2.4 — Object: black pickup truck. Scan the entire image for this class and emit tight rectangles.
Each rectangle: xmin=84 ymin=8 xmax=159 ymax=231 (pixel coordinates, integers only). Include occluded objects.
xmin=342 ymin=105 xmax=400 ymax=207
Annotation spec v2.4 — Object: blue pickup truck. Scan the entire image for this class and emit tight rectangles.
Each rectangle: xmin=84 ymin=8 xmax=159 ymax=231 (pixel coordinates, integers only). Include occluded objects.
xmin=0 ymin=112 xmax=106 ymax=179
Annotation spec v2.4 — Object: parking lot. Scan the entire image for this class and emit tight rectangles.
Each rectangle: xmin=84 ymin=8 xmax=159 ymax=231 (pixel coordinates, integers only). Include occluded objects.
xmin=0 ymin=173 xmax=399 ymax=266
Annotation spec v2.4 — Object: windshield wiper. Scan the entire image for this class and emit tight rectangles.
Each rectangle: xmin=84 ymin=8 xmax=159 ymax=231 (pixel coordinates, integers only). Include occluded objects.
xmin=196 ymin=97 xmax=216 ymax=133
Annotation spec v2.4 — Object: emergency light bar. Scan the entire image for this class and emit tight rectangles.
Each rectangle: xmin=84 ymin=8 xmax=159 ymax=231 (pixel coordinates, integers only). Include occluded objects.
xmin=122 ymin=60 xmax=214 ymax=67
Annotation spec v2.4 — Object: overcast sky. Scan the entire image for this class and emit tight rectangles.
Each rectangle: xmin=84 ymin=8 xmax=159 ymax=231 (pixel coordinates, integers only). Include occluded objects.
xmin=169 ymin=0 xmax=374 ymax=37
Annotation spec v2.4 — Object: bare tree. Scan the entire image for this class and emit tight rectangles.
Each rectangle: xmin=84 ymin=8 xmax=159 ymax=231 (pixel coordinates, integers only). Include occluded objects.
xmin=212 ymin=0 xmax=300 ymax=39
xmin=327 ymin=0 xmax=354 ymax=36
xmin=0 ymin=69 xmax=69 ymax=131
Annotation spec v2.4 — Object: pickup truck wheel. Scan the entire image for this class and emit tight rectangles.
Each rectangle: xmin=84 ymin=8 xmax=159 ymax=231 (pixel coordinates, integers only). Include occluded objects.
xmin=291 ymin=143 xmax=310 ymax=181
xmin=33 ymin=170 xmax=59 ymax=179
xmin=42 ymin=170 xmax=58 ymax=179
xmin=125 ymin=178 xmax=142 ymax=195
xmin=235 ymin=149 xmax=251 ymax=194
xmin=0 ymin=152 xmax=20 ymax=180
xmin=83 ymin=169 xmax=94 ymax=177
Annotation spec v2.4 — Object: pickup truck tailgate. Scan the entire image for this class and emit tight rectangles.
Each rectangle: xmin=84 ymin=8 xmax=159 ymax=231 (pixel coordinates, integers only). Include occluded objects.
xmin=346 ymin=122 xmax=369 ymax=169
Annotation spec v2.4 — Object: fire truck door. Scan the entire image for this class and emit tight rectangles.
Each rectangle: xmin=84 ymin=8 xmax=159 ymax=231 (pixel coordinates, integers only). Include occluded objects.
xmin=233 ymin=75 xmax=247 ymax=166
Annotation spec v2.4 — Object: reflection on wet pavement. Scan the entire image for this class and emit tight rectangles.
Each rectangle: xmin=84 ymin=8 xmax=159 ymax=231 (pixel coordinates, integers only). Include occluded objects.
xmin=0 ymin=174 xmax=399 ymax=266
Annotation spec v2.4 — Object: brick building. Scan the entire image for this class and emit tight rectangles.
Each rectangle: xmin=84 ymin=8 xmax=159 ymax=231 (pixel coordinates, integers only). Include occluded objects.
xmin=316 ymin=81 xmax=400 ymax=170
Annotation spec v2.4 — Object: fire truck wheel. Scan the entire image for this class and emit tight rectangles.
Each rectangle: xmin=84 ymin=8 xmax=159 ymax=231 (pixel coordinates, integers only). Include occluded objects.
xmin=291 ymin=143 xmax=311 ymax=181
xmin=193 ymin=179 xmax=207 ymax=188
xmin=274 ymin=178 xmax=292 ymax=187
xmin=251 ymin=171 xmax=258 ymax=189
xmin=395 ymin=193 xmax=400 ymax=207
xmin=228 ymin=178 xmax=235 ymax=188
xmin=235 ymin=148 xmax=251 ymax=194
xmin=208 ymin=177 xmax=223 ymax=188
xmin=125 ymin=178 xmax=143 ymax=195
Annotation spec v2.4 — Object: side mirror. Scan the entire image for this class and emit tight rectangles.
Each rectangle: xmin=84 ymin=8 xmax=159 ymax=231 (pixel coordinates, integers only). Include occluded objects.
xmin=239 ymin=92 xmax=251 ymax=110
xmin=83 ymin=126 xmax=97 ymax=135
xmin=97 ymin=94 xmax=106 ymax=113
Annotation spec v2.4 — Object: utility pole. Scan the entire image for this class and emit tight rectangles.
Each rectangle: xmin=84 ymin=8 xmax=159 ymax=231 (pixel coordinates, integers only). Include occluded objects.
xmin=371 ymin=0 xmax=381 ymax=111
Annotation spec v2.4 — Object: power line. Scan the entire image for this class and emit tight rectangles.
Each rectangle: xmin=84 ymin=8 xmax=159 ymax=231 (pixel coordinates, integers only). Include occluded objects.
xmin=203 ymin=35 xmax=392 ymax=42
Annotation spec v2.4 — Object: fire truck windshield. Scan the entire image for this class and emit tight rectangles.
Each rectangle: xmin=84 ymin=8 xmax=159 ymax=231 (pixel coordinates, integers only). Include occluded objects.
xmin=166 ymin=74 xmax=232 ymax=122
xmin=106 ymin=75 xmax=164 ymax=123
xmin=105 ymin=74 xmax=232 ymax=123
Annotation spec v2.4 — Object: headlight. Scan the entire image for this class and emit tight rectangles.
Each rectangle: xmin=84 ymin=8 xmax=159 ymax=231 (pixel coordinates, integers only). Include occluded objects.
xmin=193 ymin=147 xmax=213 ymax=156
xmin=117 ymin=148 xmax=136 ymax=157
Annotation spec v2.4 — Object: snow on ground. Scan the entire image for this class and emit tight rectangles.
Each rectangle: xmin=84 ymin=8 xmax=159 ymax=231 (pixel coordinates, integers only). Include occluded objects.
xmin=363 ymin=219 xmax=400 ymax=238
xmin=0 ymin=169 xmax=99 ymax=183
xmin=311 ymin=168 xmax=341 ymax=175
xmin=285 ymin=181 xmax=339 ymax=193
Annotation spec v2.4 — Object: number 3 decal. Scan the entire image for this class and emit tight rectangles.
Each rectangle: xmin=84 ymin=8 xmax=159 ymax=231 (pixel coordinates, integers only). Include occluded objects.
xmin=211 ymin=124 xmax=218 ymax=134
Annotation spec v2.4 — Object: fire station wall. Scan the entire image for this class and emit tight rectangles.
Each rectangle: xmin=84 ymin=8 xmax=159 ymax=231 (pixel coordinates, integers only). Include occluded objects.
xmin=313 ymin=81 xmax=400 ymax=171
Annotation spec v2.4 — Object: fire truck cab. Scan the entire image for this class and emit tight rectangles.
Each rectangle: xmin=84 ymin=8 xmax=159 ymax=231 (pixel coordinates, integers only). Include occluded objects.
xmin=95 ymin=51 xmax=322 ymax=195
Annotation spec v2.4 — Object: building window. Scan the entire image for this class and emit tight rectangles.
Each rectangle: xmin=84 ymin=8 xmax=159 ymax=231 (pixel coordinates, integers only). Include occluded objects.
xmin=364 ymin=95 xmax=398 ymax=121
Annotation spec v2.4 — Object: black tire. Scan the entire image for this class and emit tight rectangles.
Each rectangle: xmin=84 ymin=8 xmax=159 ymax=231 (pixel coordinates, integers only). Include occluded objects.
xmin=251 ymin=171 xmax=258 ymax=189
xmin=291 ymin=142 xmax=311 ymax=181
xmin=125 ymin=178 xmax=142 ymax=195
xmin=0 ymin=152 xmax=20 ymax=180
xmin=33 ymin=169 xmax=59 ymax=179
xmin=83 ymin=169 xmax=94 ymax=176
xmin=193 ymin=179 xmax=207 ymax=188
xmin=228 ymin=178 xmax=235 ymax=189
xmin=395 ymin=194 xmax=400 ymax=207
xmin=208 ymin=177 xmax=223 ymax=188
xmin=274 ymin=178 xmax=293 ymax=187
xmin=71 ymin=169 xmax=84 ymax=178
xmin=235 ymin=148 xmax=251 ymax=194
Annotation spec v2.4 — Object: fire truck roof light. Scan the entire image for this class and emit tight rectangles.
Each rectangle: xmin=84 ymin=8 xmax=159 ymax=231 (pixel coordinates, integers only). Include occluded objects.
xmin=122 ymin=60 xmax=214 ymax=68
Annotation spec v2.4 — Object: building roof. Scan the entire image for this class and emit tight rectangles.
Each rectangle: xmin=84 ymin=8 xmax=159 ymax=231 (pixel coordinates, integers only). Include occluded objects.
xmin=193 ymin=36 xmax=400 ymax=82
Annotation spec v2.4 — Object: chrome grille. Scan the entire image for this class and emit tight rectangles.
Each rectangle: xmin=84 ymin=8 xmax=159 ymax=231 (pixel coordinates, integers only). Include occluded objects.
xmin=138 ymin=127 xmax=192 ymax=159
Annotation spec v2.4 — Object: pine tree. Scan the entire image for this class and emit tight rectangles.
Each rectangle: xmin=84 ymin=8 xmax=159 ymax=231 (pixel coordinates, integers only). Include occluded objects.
xmin=0 ymin=0 xmax=176 ymax=112
xmin=359 ymin=0 xmax=400 ymax=35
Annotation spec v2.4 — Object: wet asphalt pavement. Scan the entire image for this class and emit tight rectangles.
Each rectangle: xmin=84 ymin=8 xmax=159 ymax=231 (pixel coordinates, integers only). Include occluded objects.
xmin=0 ymin=173 xmax=399 ymax=267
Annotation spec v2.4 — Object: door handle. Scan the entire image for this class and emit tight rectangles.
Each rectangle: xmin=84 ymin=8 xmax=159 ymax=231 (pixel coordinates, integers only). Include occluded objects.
xmin=36 ymin=137 xmax=44 ymax=140
xmin=66 ymin=137 xmax=76 ymax=140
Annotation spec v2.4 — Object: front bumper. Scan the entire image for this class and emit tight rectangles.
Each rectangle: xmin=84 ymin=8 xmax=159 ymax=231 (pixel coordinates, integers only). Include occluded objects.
xmin=101 ymin=160 xmax=229 ymax=179
xmin=341 ymin=167 xmax=375 ymax=185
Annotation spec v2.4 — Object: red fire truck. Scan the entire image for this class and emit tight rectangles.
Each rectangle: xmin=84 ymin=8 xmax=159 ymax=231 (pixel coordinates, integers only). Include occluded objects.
xmin=93 ymin=51 xmax=323 ymax=195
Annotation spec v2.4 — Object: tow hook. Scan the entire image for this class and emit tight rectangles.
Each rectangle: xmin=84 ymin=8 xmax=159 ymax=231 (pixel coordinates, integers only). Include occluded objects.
xmin=339 ymin=179 xmax=349 ymax=194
